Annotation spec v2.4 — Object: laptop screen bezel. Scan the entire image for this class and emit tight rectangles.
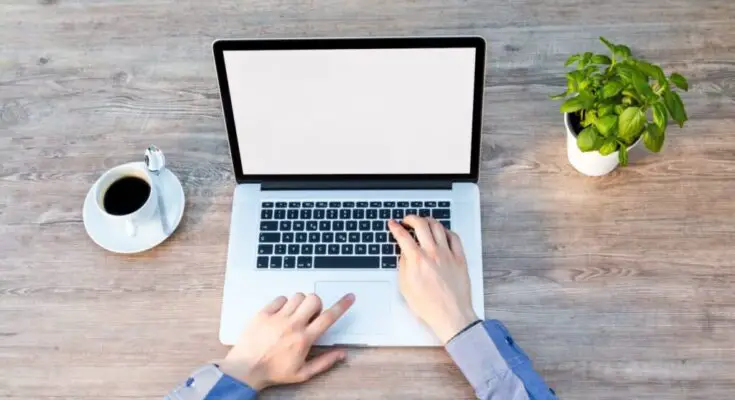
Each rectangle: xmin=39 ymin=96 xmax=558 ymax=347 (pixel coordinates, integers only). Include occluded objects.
xmin=212 ymin=37 xmax=486 ymax=184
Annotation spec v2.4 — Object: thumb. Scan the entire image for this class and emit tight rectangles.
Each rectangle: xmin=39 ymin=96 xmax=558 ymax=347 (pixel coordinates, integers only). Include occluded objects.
xmin=296 ymin=350 xmax=346 ymax=382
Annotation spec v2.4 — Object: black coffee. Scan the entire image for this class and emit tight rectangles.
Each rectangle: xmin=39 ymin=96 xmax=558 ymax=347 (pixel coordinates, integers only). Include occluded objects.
xmin=103 ymin=176 xmax=151 ymax=216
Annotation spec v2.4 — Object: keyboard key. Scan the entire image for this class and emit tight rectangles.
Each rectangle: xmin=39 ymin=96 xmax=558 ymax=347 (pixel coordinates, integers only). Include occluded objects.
xmin=398 ymin=201 xmax=409 ymax=207
xmin=284 ymin=256 xmax=296 ymax=268
xmin=258 ymin=244 xmax=273 ymax=255
xmin=274 ymin=209 xmax=286 ymax=219
xmin=406 ymin=208 xmax=417 ymax=216
xmin=372 ymin=221 xmax=384 ymax=231
xmin=300 ymin=209 xmax=312 ymax=219
xmin=328 ymin=244 xmax=340 ymax=254
xmin=282 ymin=232 xmax=294 ymax=243
xmin=353 ymin=209 xmax=365 ymax=219
xmin=439 ymin=201 xmax=450 ymax=207
xmin=336 ymin=232 xmax=347 ymax=243
xmin=308 ymin=232 xmax=320 ymax=243
xmin=297 ymin=256 xmax=312 ymax=268
xmin=379 ymin=209 xmax=391 ymax=219
xmin=257 ymin=256 xmax=268 ymax=268
xmin=302 ymin=244 xmax=313 ymax=255
xmin=289 ymin=202 xmax=300 ymax=208
xmin=293 ymin=221 xmax=305 ymax=231
xmin=319 ymin=221 xmax=331 ymax=231
xmin=287 ymin=209 xmax=298 ymax=219
xmin=303 ymin=202 xmax=315 ymax=208
xmin=275 ymin=244 xmax=286 ymax=255
xmin=369 ymin=201 xmax=382 ymax=207
xmin=346 ymin=221 xmax=358 ymax=231
xmin=356 ymin=244 xmax=367 ymax=255
xmin=327 ymin=209 xmax=339 ymax=219
xmin=349 ymin=232 xmax=360 ymax=243
xmin=432 ymin=209 xmax=450 ymax=219
xmin=270 ymin=256 xmax=282 ymax=268
xmin=276 ymin=202 xmax=287 ymax=208
xmin=322 ymin=232 xmax=334 ymax=243
xmin=314 ymin=256 xmax=379 ymax=269
xmin=340 ymin=209 xmax=351 ymax=219
xmin=384 ymin=201 xmax=396 ymax=207
xmin=410 ymin=201 xmax=423 ymax=207
xmin=359 ymin=221 xmax=371 ymax=231
xmin=368 ymin=244 xmax=380 ymax=254
xmin=279 ymin=221 xmax=291 ymax=231
xmin=315 ymin=244 xmax=327 ymax=255
xmin=314 ymin=209 xmax=325 ymax=219
xmin=392 ymin=209 xmax=404 ymax=219
xmin=333 ymin=221 xmax=344 ymax=230
xmin=382 ymin=244 xmax=393 ymax=254
xmin=376 ymin=232 xmax=388 ymax=242
xmin=260 ymin=221 xmax=278 ymax=231
xmin=316 ymin=202 xmax=328 ymax=208
xmin=341 ymin=244 xmax=354 ymax=254
xmin=262 ymin=202 xmax=274 ymax=208
xmin=329 ymin=201 xmax=341 ymax=208
xmin=306 ymin=221 xmax=318 ymax=231
xmin=388 ymin=233 xmax=396 ymax=243
xmin=418 ymin=209 xmax=430 ymax=217
xmin=342 ymin=201 xmax=355 ymax=207
xmin=381 ymin=257 xmax=397 ymax=269
xmin=296 ymin=233 xmax=307 ymax=243
xmin=439 ymin=220 xmax=451 ymax=229
xmin=261 ymin=209 xmax=273 ymax=219
xmin=357 ymin=201 xmax=368 ymax=207
xmin=362 ymin=232 xmax=374 ymax=242
xmin=288 ymin=244 xmax=299 ymax=254
xmin=394 ymin=244 xmax=401 ymax=254
xmin=425 ymin=201 xmax=437 ymax=207
xmin=366 ymin=209 xmax=378 ymax=219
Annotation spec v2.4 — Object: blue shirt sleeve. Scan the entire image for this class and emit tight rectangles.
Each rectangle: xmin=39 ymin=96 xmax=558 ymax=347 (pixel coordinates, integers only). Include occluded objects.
xmin=204 ymin=374 xmax=258 ymax=400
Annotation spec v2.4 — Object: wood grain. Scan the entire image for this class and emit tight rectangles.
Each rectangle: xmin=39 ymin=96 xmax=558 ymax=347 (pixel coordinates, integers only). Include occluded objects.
xmin=1 ymin=0 xmax=735 ymax=399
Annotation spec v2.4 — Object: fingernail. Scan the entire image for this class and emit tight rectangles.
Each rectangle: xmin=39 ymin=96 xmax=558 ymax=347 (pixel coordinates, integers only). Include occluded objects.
xmin=345 ymin=293 xmax=355 ymax=302
xmin=339 ymin=351 xmax=347 ymax=360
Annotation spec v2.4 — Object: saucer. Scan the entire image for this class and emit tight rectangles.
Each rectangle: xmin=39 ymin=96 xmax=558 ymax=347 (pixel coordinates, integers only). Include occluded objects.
xmin=83 ymin=162 xmax=185 ymax=254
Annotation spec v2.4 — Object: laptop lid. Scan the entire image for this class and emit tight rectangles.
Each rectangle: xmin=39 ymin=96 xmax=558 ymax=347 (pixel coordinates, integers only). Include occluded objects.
xmin=213 ymin=37 xmax=485 ymax=187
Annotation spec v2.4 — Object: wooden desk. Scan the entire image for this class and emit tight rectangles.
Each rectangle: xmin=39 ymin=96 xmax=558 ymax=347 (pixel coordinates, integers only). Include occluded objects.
xmin=2 ymin=1 xmax=734 ymax=398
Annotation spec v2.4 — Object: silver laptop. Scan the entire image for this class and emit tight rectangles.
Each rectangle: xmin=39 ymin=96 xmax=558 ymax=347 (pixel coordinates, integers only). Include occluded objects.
xmin=213 ymin=37 xmax=486 ymax=346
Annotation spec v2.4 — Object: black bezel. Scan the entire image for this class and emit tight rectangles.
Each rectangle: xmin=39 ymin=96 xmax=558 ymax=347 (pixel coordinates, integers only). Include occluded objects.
xmin=212 ymin=36 xmax=486 ymax=184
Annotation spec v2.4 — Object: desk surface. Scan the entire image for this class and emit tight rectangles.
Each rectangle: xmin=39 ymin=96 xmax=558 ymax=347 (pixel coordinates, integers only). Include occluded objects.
xmin=2 ymin=1 xmax=734 ymax=399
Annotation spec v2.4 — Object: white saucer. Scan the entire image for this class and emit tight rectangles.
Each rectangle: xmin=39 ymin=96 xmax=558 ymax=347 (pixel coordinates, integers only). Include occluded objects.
xmin=83 ymin=162 xmax=185 ymax=254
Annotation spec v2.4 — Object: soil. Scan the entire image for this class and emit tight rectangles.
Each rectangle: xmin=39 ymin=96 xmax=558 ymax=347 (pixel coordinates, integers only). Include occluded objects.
xmin=568 ymin=111 xmax=583 ymax=136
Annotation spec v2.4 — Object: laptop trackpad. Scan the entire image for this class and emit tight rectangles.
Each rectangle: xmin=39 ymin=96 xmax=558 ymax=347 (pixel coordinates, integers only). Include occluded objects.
xmin=315 ymin=281 xmax=391 ymax=335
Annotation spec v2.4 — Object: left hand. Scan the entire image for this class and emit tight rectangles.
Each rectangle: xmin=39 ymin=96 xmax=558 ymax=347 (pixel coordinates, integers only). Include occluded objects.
xmin=219 ymin=292 xmax=355 ymax=391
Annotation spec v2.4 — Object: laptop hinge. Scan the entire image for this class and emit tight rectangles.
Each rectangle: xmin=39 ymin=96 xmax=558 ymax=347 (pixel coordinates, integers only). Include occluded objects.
xmin=259 ymin=180 xmax=452 ymax=191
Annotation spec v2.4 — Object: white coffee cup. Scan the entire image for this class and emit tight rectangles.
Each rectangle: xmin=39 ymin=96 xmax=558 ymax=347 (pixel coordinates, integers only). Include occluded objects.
xmin=94 ymin=163 xmax=158 ymax=237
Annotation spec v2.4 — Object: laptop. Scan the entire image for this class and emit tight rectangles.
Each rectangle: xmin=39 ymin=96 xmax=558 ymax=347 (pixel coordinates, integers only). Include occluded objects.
xmin=213 ymin=37 xmax=486 ymax=346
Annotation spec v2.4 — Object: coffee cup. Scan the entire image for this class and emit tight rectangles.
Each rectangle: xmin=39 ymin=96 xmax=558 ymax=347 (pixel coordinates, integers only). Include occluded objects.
xmin=94 ymin=163 xmax=158 ymax=237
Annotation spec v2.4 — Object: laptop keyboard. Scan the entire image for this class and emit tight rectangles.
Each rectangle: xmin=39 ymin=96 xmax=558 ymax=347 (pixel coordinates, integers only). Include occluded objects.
xmin=257 ymin=200 xmax=451 ymax=269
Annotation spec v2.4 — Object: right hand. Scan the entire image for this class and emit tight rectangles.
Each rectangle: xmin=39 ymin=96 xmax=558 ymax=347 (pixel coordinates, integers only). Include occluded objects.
xmin=388 ymin=216 xmax=478 ymax=344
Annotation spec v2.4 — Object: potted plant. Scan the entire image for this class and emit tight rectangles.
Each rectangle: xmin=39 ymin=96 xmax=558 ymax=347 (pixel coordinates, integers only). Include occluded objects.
xmin=552 ymin=37 xmax=690 ymax=176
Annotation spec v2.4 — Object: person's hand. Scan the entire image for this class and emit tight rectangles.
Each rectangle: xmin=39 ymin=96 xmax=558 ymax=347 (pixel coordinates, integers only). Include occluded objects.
xmin=388 ymin=216 xmax=478 ymax=344
xmin=219 ymin=292 xmax=355 ymax=391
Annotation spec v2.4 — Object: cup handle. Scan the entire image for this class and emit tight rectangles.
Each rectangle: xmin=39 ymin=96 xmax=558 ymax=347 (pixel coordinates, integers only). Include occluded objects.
xmin=125 ymin=220 xmax=137 ymax=237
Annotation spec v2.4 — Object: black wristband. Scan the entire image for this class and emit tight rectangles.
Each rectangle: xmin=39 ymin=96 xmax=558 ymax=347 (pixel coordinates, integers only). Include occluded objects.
xmin=447 ymin=319 xmax=483 ymax=344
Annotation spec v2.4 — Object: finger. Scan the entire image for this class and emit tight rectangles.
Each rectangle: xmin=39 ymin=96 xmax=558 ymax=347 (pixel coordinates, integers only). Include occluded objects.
xmin=306 ymin=293 xmax=355 ymax=340
xmin=427 ymin=217 xmax=449 ymax=249
xmin=292 ymin=293 xmax=323 ymax=324
xmin=296 ymin=349 xmax=346 ymax=382
xmin=280 ymin=292 xmax=306 ymax=315
xmin=261 ymin=296 xmax=288 ymax=315
xmin=401 ymin=215 xmax=436 ymax=252
xmin=387 ymin=219 xmax=419 ymax=256
xmin=447 ymin=230 xmax=468 ymax=266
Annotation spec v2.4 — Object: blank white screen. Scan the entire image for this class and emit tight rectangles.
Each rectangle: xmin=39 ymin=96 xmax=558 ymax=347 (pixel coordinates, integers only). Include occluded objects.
xmin=223 ymin=48 xmax=476 ymax=175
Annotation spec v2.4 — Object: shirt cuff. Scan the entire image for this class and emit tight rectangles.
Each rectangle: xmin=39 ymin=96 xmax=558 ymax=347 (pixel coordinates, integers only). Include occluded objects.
xmin=165 ymin=365 xmax=258 ymax=400
xmin=204 ymin=374 xmax=258 ymax=400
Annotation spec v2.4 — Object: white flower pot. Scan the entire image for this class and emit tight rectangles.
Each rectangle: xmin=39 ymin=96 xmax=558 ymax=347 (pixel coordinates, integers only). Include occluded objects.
xmin=564 ymin=112 xmax=643 ymax=176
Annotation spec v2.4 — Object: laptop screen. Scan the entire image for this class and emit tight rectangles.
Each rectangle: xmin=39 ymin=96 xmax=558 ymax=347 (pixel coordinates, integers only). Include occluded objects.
xmin=220 ymin=44 xmax=481 ymax=177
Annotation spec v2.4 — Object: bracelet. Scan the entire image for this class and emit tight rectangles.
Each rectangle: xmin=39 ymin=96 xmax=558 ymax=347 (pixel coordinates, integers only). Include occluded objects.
xmin=447 ymin=319 xmax=483 ymax=344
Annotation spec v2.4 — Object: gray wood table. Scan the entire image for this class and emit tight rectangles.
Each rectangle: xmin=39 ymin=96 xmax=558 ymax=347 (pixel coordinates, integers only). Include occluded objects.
xmin=2 ymin=1 xmax=734 ymax=399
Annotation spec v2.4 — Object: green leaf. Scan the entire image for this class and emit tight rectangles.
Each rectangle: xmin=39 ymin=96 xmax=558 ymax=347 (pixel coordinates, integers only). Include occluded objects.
xmin=577 ymin=90 xmax=595 ymax=108
xmin=595 ymin=115 xmax=618 ymax=136
xmin=614 ymin=45 xmax=632 ymax=60
xmin=550 ymin=90 xmax=568 ymax=100
xmin=565 ymin=54 xmax=581 ymax=67
xmin=652 ymin=102 xmax=668 ymax=132
xmin=599 ymin=37 xmax=616 ymax=54
xmin=599 ymin=138 xmax=619 ymax=155
xmin=614 ymin=105 xmax=625 ymax=115
xmin=618 ymin=106 xmax=646 ymax=144
xmin=560 ymin=97 xmax=585 ymax=113
xmin=577 ymin=126 xmax=600 ymax=152
xmin=670 ymin=73 xmax=689 ymax=91
xmin=591 ymin=54 xmax=612 ymax=65
xmin=566 ymin=70 xmax=583 ymax=90
xmin=663 ymin=90 xmax=688 ymax=127
xmin=583 ymin=110 xmax=598 ymax=127
xmin=602 ymin=81 xmax=624 ymax=98
xmin=636 ymin=60 xmax=667 ymax=84
xmin=632 ymin=71 xmax=655 ymax=100
xmin=643 ymin=124 xmax=665 ymax=153
xmin=598 ymin=104 xmax=615 ymax=117
xmin=618 ymin=143 xmax=629 ymax=166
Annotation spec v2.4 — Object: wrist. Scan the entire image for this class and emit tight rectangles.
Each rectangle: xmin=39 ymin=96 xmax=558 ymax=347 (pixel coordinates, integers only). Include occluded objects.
xmin=218 ymin=359 xmax=268 ymax=392
xmin=436 ymin=309 xmax=479 ymax=344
